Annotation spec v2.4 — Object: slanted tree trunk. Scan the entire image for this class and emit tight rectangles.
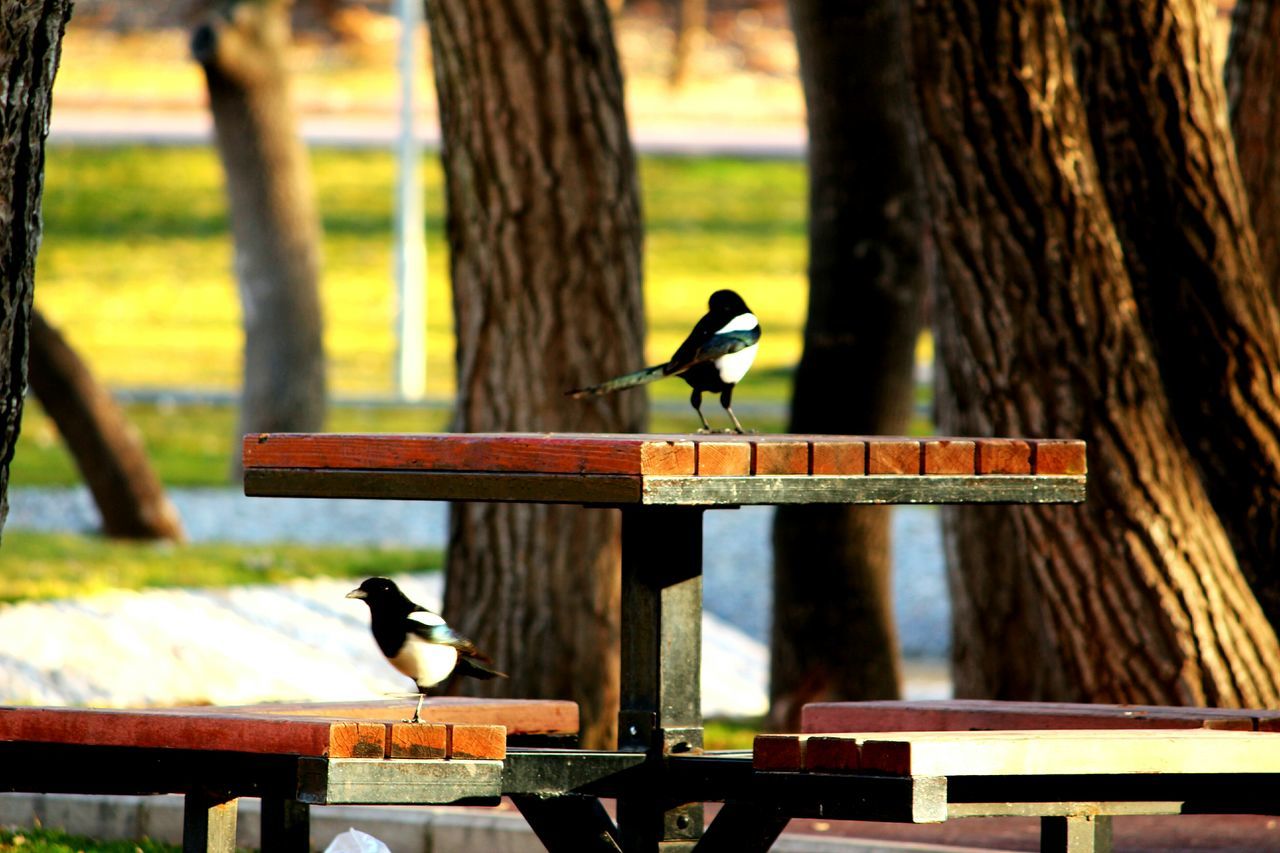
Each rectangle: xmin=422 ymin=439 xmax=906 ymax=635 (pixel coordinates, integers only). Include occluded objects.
xmin=669 ymin=0 xmax=706 ymax=88
xmin=769 ymin=0 xmax=926 ymax=730
xmin=0 ymin=0 xmax=73 ymax=540
xmin=912 ymin=0 xmax=1280 ymax=705
xmin=427 ymin=0 xmax=646 ymax=750
xmin=28 ymin=310 xmax=184 ymax=541
xmin=1227 ymin=0 xmax=1280 ymax=290
xmin=192 ymin=0 xmax=326 ymax=479
xmin=1060 ymin=0 xmax=1280 ymax=629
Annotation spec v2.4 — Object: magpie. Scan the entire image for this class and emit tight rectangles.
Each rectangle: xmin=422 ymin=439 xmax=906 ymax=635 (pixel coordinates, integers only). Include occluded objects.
xmin=568 ymin=289 xmax=761 ymax=433
xmin=346 ymin=577 xmax=506 ymax=723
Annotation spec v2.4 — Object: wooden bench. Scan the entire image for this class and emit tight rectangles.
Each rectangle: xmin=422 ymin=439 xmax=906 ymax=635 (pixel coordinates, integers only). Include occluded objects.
xmin=0 ymin=698 xmax=576 ymax=852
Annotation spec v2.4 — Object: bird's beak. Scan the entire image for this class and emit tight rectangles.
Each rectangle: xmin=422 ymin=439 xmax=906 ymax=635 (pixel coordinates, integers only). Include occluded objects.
xmin=346 ymin=589 xmax=367 ymax=600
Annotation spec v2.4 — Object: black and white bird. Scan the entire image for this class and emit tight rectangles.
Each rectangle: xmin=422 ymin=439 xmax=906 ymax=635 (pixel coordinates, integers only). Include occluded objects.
xmin=346 ymin=577 xmax=506 ymax=723
xmin=568 ymin=289 xmax=761 ymax=433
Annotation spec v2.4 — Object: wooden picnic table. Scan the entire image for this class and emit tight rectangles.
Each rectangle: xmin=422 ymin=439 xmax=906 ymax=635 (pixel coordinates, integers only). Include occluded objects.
xmin=237 ymin=431 xmax=1096 ymax=852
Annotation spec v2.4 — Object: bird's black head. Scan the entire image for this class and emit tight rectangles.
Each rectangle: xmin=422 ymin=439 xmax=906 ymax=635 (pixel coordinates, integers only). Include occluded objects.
xmin=708 ymin=289 xmax=750 ymax=317
xmin=346 ymin=577 xmax=416 ymax=614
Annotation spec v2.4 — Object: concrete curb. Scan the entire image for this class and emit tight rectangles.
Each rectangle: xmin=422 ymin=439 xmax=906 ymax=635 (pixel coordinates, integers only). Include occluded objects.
xmin=0 ymin=792 xmax=1007 ymax=852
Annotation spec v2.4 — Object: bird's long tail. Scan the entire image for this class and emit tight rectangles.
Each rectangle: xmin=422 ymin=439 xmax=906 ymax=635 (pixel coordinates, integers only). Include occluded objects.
xmin=566 ymin=363 xmax=668 ymax=398
xmin=457 ymin=655 xmax=507 ymax=680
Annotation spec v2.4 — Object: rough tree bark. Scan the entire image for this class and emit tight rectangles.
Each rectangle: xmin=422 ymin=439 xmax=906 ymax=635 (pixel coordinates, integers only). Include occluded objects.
xmin=28 ymin=310 xmax=185 ymax=541
xmin=769 ymin=0 xmax=926 ymax=730
xmin=427 ymin=0 xmax=646 ymax=750
xmin=192 ymin=0 xmax=326 ymax=478
xmin=1060 ymin=0 xmax=1280 ymax=629
xmin=912 ymin=0 xmax=1280 ymax=705
xmin=0 ymin=0 xmax=73 ymax=539
xmin=1227 ymin=0 xmax=1280 ymax=289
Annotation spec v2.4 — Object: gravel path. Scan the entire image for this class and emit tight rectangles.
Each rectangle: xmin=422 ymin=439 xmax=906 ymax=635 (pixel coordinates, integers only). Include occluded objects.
xmin=2 ymin=488 xmax=952 ymax=715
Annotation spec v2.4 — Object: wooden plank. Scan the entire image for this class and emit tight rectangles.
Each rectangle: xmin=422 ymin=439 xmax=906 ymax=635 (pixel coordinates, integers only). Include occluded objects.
xmin=389 ymin=723 xmax=448 ymax=759
xmin=184 ymin=698 xmax=579 ymax=737
xmin=753 ymin=441 xmax=809 ymax=475
xmin=752 ymin=734 xmax=814 ymax=771
xmin=1034 ymin=439 xmax=1088 ymax=475
xmin=244 ymin=433 xmax=697 ymax=476
xmin=320 ymin=758 xmax=503 ymax=805
xmin=840 ymin=729 xmax=1280 ymax=777
xmin=976 ymin=439 xmax=1032 ymax=474
xmin=810 ymin=440 xmax=866 ymax=475
xmin=804 ymin=735 xmax=863 ymax=772
xmin=696 ymin=441 xmax=752 ymax=476
xmin=245 ymin=469 xmax=644 ymax=504
xmin=448 ymin=724 xmax=507 ymax=759
xmin=867 ymin=439 xmax=921 ymax=475
xmin=0 ymin=708 xmax=384 ymax=758
xmin=922 ymin=440 xmax=976 ymax=475
xmin=800 ymin=700 xmax=1263 ymax=733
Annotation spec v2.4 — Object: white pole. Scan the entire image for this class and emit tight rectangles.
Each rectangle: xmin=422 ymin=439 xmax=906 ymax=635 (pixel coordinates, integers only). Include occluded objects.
xmin=394 ymin=0 xmax=427 ymax=401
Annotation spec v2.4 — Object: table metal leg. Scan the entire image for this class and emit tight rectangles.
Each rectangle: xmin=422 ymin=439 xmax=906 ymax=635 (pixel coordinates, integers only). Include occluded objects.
xmin=1040 ymin=814 xmax=1112 ymax=853
xmin=512 ymin=793 xmax=624 ymax=852
xmin=261 ymin=797 xmax=310 ymax=852
xmin=618 ymin=506 xmax=706 ymax=851
xmin=182 ymin=790 xmax=238 ymax=853
xmin=693 ymin=802 xmax=788 ymax=852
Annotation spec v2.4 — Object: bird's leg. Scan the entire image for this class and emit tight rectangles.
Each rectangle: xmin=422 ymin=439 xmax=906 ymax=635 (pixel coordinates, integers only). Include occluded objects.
xmin=412 ymin=686 xmax=427 ymax=722
xmin=721 ymin=387 xmax=748 ymax=434
xmin=691 ymin=389 xmax=713 ymax=433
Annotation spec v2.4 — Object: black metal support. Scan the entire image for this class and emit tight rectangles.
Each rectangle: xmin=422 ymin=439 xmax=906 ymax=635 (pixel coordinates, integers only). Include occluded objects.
xmin=1040 ymin=815 xmax=1112 ymax=853
xmin=693 ymin=802 xmax=788 ymax=852
xmin=261 ymin=797 xmax=310 ymax=852
xmin=182 ymin=790 xmax=238 ymax=853
xmin=513 ymin=793 xmax=625 ymax=852
xmin=618 ymin=505 xmax=706 ymax=851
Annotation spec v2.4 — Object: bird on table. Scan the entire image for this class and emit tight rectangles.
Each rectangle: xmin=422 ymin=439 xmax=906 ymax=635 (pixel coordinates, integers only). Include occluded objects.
xmin=567 ymin=289 xmax=761 ymax=433
xmin=346 ymin=577 xmax=506 ymax=723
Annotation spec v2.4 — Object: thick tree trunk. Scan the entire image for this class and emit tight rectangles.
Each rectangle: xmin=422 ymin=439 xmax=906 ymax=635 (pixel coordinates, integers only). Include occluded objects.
xmin=1061 ymin=0 xmax=1280 ymax=629
xmin=0 ymin=1 xmax=72 ymax=540
xmin=669 ymin=0 xmax=706 ymax=88
xmin=769 ymin=0 xmax=926 ymax=730
xmin=192 ymin=0 xmax=326 ymax=479
xmin=1227 ymin=0 xmax=1280 ymax=290
xmin=912 ymin=0 xmax=1280 ymax=705
xmin=28 ymin=310 xmax=185 ymax=541
xmin=427 ymin=0 xmax=646 ymax=750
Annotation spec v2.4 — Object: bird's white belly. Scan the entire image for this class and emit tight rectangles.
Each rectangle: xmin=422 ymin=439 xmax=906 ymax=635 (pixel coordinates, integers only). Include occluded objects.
xmin=716 ymin=343 xmax=758 ymax=385
xmin=390 ymin=637 xmax=459 ymax=689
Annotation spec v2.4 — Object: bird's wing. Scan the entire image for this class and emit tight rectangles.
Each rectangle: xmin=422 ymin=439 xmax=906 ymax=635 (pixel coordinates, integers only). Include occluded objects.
xmin=664 ymin=326 xmax=761 ymax=376
xmin=663 ymin=312 xmax=723 ymax=375
xmin=404 ymin=612 xmax=491 ymax=660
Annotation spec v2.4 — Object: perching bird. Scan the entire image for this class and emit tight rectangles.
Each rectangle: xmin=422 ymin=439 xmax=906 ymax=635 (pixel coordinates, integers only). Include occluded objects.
xmin=346 ymin=577 xmax=506 ymax=723
xmin=568 ymin=289 xmax=761 ymax=433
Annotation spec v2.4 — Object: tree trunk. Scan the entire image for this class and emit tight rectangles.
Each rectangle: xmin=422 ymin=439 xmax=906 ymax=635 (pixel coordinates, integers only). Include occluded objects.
xmin=0 ymin=0 xmax=73 ymax=540
xmin=1227 ymin=0 xmax=1280 ymax=290
xmin=427 ymin=0 xmax=646 ymax=750
xmin=769 ymin=0 xmax=926 ymax=730
xmin=28 ymin=310 xmax=185 ymax=541
xmin=192 ymin=0 xmax=326 ymax=479
xmin=669 ymin=0 xmax=706 ymax=88
xmin=912 ymin=0 xmax=1280 ymax=705
xmin=1061 ymin=0 xmax=1280 ymax=629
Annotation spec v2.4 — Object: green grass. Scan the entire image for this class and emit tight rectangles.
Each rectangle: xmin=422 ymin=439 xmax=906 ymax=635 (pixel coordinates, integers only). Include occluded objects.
xmin=0 ymin=827 xmax=181 ymax=853
xmin=0 ymin=530 xmax=439 ymax=604
xmin=36 ymin=146 xmax=807 ymax=403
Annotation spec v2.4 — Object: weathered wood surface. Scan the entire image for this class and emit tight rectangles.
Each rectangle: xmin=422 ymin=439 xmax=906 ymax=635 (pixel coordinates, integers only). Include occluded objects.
xmin=243 ymin=433 xmax=1087 ymax=478
xmin=756 ymin=729 xmax=1280 ymax=776
xmin=0 ymin=698 xmax=575 ymax=759
xmin=800 ymin=699 xmax=1278 ymax=734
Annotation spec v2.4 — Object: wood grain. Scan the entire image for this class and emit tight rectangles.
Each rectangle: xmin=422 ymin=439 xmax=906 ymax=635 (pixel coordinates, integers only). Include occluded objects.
xmin=923 ymin=440 xmax=976 ymax=475
xmin=388 ymin=723 xmax=448 ymax=759
xmin=810 ymin=440 xmax=866 ymax=475
xmin=975 ymin=439 xmax=1032 ymax=474
xmin=753 ymin=441 xmax=809 ymax=475
xmin=867 ymin=439 xmax=921 ymax=475
xmin=1033 ymin=439 xmax=1088 ymax=475
xmin=696 ymin=441 xmax=751 ymax=475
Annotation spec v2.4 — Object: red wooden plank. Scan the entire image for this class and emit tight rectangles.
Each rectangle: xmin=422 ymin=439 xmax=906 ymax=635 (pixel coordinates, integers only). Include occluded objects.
xmin=1033 ymin=439 xmax=1087 ymax=475
xmin=752 ymin=734 xmax=810 ymax=771
xmin=922 ymin=440 xmax=976 ymax=475
xmin=190 ymin=697 xmax=579 ymax=737
xmin=243 ymin=433 xmax=696 ymax=477
xmin=696 ymin=441 xmax=751 ymax=476
xmin=976 ymin=439 xmax=1032 ymax=474
xmin=753 ymin=441 xmax=809 ymax=475
xmin=867 ymin=439 xmax=921 ymax=475
xmin=389 ymin=723 xmax=448 ymax=759
xmin=0 ymin=708 xmax=384 ymax=757
xmin=804 ymin=735 xmax=863 ymax=772
xmin=811 ymin=440 xmax=866 ymax=475
xmin=448 ymin=724 xmax=507 ymax=760
xmin=801 ymin=700 xmax=1259 ymax=734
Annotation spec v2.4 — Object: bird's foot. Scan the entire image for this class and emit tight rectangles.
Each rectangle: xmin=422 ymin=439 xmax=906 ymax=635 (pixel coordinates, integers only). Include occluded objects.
xmin=696 ymin=427 xmax=716 ymax=435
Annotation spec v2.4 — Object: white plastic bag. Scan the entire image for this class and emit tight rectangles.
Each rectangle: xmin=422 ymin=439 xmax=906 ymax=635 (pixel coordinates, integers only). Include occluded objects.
xmin=324 ymin=828 xmax=393 ymax=853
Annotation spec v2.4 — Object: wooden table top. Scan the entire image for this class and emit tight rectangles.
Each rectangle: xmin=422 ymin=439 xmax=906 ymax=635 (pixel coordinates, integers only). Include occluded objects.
xmin=243 ymin=433 xmax=1087 ymax=506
